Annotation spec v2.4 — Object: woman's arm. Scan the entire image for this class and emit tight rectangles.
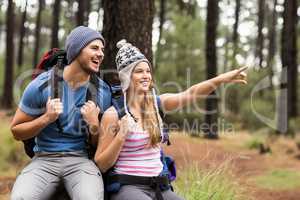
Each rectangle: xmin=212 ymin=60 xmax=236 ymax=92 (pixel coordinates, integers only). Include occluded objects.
xmin=160 ymin=67 xmax=247 ymax=112
xmin=94 ymin=107 xmax=129 ymax=172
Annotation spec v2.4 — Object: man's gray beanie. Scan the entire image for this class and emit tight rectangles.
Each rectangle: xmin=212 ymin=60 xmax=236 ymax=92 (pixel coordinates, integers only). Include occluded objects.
xmin=65 ymin=26 xmax=105 ymax=64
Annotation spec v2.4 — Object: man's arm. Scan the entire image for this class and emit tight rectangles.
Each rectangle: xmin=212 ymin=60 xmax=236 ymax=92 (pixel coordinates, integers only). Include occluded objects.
xmin=11 ymin=98 xmax=63 ymax=141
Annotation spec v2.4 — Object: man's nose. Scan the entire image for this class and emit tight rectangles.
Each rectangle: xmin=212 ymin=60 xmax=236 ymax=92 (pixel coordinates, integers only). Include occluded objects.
xmin=97 ymin=50 xmax=104 ymax=58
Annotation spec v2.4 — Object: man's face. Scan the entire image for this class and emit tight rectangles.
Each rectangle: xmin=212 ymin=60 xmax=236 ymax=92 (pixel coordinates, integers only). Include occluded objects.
xmin=77 ymin=39 xmax=104 ymax=74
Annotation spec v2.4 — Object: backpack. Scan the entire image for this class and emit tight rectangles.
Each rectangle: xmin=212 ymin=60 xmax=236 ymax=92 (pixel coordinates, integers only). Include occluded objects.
xmin=23 ymin=48 xmax=100 ymax=159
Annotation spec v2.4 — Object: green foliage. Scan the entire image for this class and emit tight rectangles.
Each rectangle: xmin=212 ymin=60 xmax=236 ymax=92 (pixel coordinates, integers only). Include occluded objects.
xmin=154 ymin=6 xmax=209 ymax=130
xmin=165 ymin=111 xmax=204 ymax=135
xmin=0 ymin=55 xmax=4 ymax=96
xmin=174 ymin=162 xmax=246 ymax=200
xmin=240 ymin=98 xmax=275 ymax=130
xmin=155 ymin=12 xmax=206 ymax=93
xmin=226 ymin=68 xmax=276 ymax=130
xmin=289 ymin=117 xmax=300 ymax=136
xmin=244 ymin=134 xmax=266 ymax=150
xmin=0 ymin=118 xmax=28 ymax=176
xmin=254 ymin=169 xmax=300 ymax=190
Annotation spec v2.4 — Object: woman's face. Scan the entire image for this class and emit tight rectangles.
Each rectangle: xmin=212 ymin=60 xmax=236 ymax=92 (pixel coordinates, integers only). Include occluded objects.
xmin=130 ymin=61 xmax=152 ymax=94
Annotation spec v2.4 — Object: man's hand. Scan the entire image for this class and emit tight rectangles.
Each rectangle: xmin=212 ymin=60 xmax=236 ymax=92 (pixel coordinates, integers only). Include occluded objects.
xmin=81 ymin=100 xmax=100 ymax=129
xmin=45 ymin=98 xmax=63 ymax=123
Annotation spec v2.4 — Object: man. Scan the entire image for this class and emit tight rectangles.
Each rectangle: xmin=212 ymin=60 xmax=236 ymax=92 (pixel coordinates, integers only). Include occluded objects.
xmin=10 ymin=26 xmax=111 ymax=200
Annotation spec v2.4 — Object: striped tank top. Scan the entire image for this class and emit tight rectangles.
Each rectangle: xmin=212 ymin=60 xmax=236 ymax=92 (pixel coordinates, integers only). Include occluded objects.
xmin=114 ymin=116 xmax=163 ymax=177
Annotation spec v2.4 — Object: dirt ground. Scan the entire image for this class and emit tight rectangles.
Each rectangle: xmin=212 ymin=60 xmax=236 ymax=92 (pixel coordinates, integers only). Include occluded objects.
xmin=164 ymin=132 xmax=300 ymax=200
xmin=1 ymin=126 xmax=300 ymax=199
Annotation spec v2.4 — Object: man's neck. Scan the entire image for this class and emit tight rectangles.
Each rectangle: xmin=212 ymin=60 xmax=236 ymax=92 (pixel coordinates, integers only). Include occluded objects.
xmin=63 ymin=62 xmax=90 ymax=89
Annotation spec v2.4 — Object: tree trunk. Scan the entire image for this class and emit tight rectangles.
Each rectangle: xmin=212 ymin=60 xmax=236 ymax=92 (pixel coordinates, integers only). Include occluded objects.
xmin=204 ymin=0 xmax=219 ymax=139
xmin=155 ymin=0 xmax=166 ymax=69
xmin=267 ymin=0 xmax=277 ymax=68
xmin=255 ymin=0 xmax=265 ymax=68
xmin=229 ymin=0 xmax=241 ymax=114
xmin=96 ymin=0 xmax=102 ymax=30
xmin=102 ymin=0 xmax=154 ymax=84
xmin=0 ymin=0 xmax=3 ymax=40
xmin=232 ymin=0 xmax=240 ymax=63
xmin=1 ymin=0 xmax=15 ymax=108
xmin=76 ymin=0 xmax=88 ymax=26
xmin=51 ymin=0 xmax=60 ymax=48
xmin=266 ymin=0 xmax=278 ymax=88
xmin=158 ymin=0 xmax=166 ymax=46
xmin=281 ymin=0 xmax=298 ymax=118
xmin=33 ymin=0 xmax=44 ymax=68
xmin=17 ymin=0 xmax=27 ymax=68
xmin=86 ymin=0 xmax=91 ymax=24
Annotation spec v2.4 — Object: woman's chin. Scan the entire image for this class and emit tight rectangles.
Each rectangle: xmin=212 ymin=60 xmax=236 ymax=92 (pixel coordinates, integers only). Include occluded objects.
xmin=136 ymin=87 xmax=150 ymax=94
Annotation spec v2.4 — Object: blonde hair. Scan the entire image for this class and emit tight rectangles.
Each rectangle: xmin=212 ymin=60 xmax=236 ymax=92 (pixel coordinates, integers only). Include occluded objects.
xmin=126 ymin=64 xmax=162 ymax=146
xmin=141 ymin=85 xmax=162 ymax=146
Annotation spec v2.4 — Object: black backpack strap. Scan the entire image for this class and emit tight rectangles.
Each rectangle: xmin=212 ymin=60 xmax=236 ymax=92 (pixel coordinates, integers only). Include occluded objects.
xmin=156 ymin=96 xmax=171 ymax=145
xmin=51 ymin=54 xmax=65 ymax=134
xmin=156 ymin=96 xmax=165 ymax=119
xmin=23 ymin=138 xmax=36 ymax=158
xmin=109 ymin=84 xmax=125 ymax=119
xmin=86 ymin=74 xmax=99 ymax=103
xmin=45 ymin=50 xmax=67 ymax=70
xmin=85 ymin=74 xmax=101 ymax=159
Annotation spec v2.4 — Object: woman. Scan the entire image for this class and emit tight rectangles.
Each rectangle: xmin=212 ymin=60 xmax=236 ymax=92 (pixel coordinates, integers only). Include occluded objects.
xmin=94 ymin=40 xmax=247 ymax=200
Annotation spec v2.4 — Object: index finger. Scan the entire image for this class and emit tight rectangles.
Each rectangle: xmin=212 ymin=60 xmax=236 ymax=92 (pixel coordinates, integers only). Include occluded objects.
xmin=237 ymin=66 xmax=248 ymax=73
xmin=51 ymin=98 xmax=61 ymax=102
xmin=87 ymin=100 xmax=96 ymax=106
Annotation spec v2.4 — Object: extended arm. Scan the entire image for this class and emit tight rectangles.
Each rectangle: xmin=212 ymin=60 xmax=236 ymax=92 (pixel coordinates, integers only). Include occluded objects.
xmin=160 ymin=67 xmax=247 ymax=112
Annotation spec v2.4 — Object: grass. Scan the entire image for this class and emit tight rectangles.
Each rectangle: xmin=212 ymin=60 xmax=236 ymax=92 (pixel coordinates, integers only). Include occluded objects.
xmin=0 ymin=116 xmax=29 ymax=177
xmin=173 ymin=161 xmax=247 ymax=200
xmin=243 ymin=131 xmax=269 ymax=150
xmin=254 ymin=169 xmax=300 ymax=190
xmin=0 ymin=55 xmax=4 ymax=95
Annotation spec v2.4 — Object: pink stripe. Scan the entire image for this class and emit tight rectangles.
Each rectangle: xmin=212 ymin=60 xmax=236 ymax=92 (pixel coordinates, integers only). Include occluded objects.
xmin=122 ymin=144 xmax=146 ymax=149
xmin=119 ymin=151 xmax=158 ymax=158
xmin=125 ymin=138 xmax=148 ymax=143
xmin=117 ymin=160 xmax=161 ymax=165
